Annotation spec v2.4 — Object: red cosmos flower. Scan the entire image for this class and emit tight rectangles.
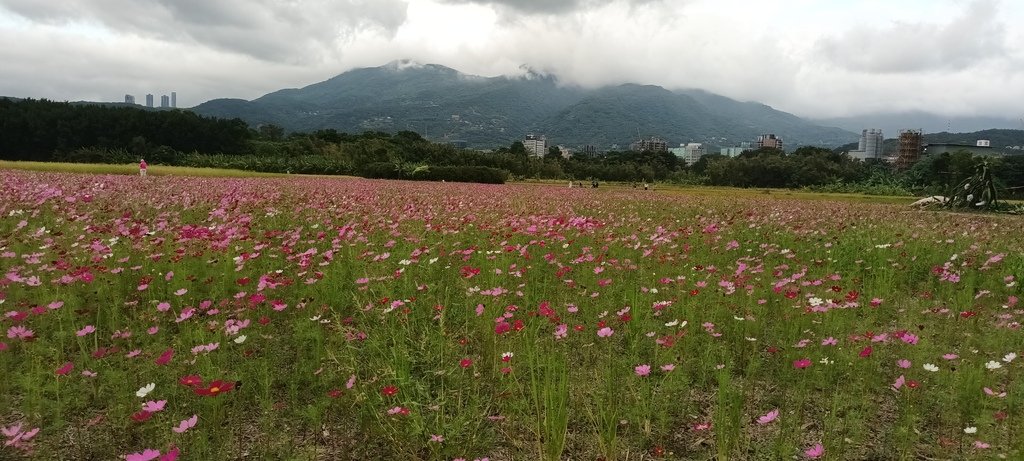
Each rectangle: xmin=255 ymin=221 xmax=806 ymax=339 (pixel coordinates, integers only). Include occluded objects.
xmin=573 ymin=324 xmax=585 ymax=332
xmin=327 ymin=389 xmax=343 ymax=398
xmin=690 ymin=289 xmax=700 ymax=296
xmin=494 ymin=322 xmax=511 ymax=335
xmin=460 ymin=358 xmax=473 ymax=368
xmin=155 ymin=348 xmax=174 ymax=366
xmin=907 ymin=380 xmax=920 ymax=389
xmin=859 ymin=347 xmax=873 ymax=358
xmin=512 ymin=319 xmax=525 ymax=331
xmin=381 ymin=385 xmax=399 ymax=397
xmin=845 ymin=291 xmax=859 ymax=302
xmin=960 ymin=311 xmax=978 ymax=319
xmin=258 ymin=316 xmax=271 ymax=325
xmin=194 ymin=380 xmax=235 ymax=397
xmin=179 ymin=375 xmax=203 ymax=387
xmin=55 ymin=361 xmax=74 ymax=376
xmin=460 ymin=266 xmax=480 ymax=278
xmin=131 ymin=410 xmax=153 ymax=422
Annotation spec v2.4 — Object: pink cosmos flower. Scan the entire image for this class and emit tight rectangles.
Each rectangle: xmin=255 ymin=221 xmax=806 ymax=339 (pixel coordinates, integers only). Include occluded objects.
xmin=56 ymin=362 xmax=74 ymax=376
xmin=821 ymin=337 xmax=838 ymax=346
xmin=983 ymin=387 xmax=1007 ymax=398
xmin=896 ymin=359 xmax=911 ymax=369
xmin=429 ymin=434 xmax=444 ymax=443
xmin=793 ymin=358 xmax=812 ymax=369
xmin=661 ymin=363 xmax=675 ymax=372
xmin=76 ymin=325 xmax=96 ymax=337
xmin=974 ymin=441 xmax=990 ymax=449
xmin=142 ymin=400 xmax=167 ymax=413
xmin=597 ymin=327 xmax=614 ymax=337
xmin=346 ymin=374 xmax=357 ymax=389
xmin=804 ymin=443 xmax=824 ymax=458
xmin=942 ymin=353 xmax=959 ymax=360
xmin=124 ymin=449 xmax=161 ymax=461
xmin=386 ymin=406 xmax=410 ymax=416
xmin=757 ymin=409 xmax=779 ymax=425
xmin=172 ymin=415 xmax=198 ymax=433
xmin=634 ymin=364 xmax=651 ymax=376
xmin=6 ymin=326 xmax=33 ymax=340
xmin=554 ymin=324 xmax=568 ymax=339
xmin=891 ymin=375 xmax=905 ymax=391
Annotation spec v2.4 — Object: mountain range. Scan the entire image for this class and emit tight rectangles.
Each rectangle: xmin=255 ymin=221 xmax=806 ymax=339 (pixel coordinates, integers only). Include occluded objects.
xmin=191 ymin=60 xmax=859 ymax=149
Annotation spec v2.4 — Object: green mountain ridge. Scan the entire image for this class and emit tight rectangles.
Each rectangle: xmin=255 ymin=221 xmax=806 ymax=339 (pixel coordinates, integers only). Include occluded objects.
xmin=191 ymin=61 xmax=858 ymax=149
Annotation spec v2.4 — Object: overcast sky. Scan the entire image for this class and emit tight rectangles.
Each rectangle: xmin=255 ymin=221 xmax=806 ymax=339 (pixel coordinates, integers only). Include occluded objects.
xmin=1 ymin=0 xmax=1022 ymax=119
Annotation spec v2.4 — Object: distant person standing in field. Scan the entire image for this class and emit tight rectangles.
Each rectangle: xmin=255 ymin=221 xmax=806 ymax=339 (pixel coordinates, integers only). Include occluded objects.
xmin=139 ymin=159 xmax=148 ymax=177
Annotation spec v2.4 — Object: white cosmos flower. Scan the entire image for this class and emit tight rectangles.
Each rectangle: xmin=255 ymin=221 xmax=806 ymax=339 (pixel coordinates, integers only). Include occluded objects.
xmin=1003 ymin=352 xmax=1017 ymax=363
xmin=964 ymin=427 xmax=977 ymax=434
xmin=234 ymin=335 xmax=247 ymax=344
xmin=986 ymin=361 xmax=1003 ymax=370
xmin=136 ymin=383 xmax=156 ymax=398
xmin=923 ymin=363 xmax=939 ymax=372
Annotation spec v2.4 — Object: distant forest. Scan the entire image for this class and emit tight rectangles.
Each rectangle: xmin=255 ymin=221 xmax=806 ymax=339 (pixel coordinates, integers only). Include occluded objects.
xmin=1 ymin=98 xmax=1022 ymax=198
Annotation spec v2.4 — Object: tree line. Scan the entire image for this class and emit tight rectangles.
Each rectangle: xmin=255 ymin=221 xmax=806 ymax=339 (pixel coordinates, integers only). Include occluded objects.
xmin=1 ymin=98 xmax=1022 ymax=196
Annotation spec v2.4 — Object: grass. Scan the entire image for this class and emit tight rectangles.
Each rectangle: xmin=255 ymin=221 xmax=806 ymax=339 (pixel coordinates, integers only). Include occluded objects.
xmin=0 ymin=160 xmax=286 ymax=178
xmin=1 ymin=169 xmax=1022 ymax=460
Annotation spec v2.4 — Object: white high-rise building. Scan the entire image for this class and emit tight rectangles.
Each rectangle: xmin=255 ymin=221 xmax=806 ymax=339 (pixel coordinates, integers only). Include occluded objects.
xmin=848 ymin=129 xmax=884 ymax=160
xmin=670 ymin=143 xmax=707 ymax=165
xmin=145 ymin=94 xmax=154 ymax=107
xmin=171 ymin=92 xmax=177 ymax=108
xmin=523 ymin=134 xmax=547 ymax=158
xmin=124 ymin=94 xmax=135 ymax=104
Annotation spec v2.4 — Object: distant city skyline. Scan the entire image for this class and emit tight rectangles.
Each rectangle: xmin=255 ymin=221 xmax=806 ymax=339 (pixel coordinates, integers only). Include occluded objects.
xmin=0 ymin=0 xmax=1022 ymax=121
xmin=124 ymin=91 xmax=177 ymax=108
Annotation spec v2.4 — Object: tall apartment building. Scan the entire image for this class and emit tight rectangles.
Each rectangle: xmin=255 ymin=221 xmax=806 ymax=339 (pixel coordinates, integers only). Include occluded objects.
xmin=523 ymin=134 xmax=547 ymax=158
xmin=670 ymin=143 xmax=707 ymax=165
xmin=160 ymin=95 xmax=170 ymax=108
xmin=756 ymin=134 xmax=783 ymax=151
xmin=848 ymin=129 xmax=884 ymax=161
xmin=171 ymin=92 xmax=177 ymax=108
xmin=124 ymin=94 xmax=136 ymax=104
xmin=145 ymin=94 xmax=154 ymax=108
xmin=630 ymin=137 xmax=668 ymax=152
xmin=720 ymin=142 xmax=752 ymax=157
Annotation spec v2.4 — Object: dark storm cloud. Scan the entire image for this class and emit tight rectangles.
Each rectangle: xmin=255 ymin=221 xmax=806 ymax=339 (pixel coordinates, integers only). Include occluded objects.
xmin=815 ymin=0 xmax=1006 ymax=73
xmin=0 ymin=0 xmax=409 ymax=62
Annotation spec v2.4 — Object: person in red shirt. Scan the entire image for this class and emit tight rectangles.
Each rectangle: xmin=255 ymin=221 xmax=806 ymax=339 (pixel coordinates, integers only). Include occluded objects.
xmin=139 ymin=159 xmax=148 ymax=177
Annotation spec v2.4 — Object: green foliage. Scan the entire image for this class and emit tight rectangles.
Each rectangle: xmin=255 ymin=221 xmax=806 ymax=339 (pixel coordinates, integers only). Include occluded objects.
xmin=0 ymin=98 xmax=251 ymax=160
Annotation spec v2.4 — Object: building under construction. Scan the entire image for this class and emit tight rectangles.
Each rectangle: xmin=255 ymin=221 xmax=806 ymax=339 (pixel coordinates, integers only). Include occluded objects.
xmin=894 ymin=129 xmax=923 ymax=169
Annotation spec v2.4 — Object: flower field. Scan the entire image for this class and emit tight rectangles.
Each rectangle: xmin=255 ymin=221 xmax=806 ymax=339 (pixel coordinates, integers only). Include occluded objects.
xmin=1 ymin=170 xmax=1022 ymax=460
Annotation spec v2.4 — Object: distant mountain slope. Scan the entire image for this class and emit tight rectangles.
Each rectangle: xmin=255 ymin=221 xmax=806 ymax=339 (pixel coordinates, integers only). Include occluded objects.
xmin=192 ymin=60 xmax=857 ymax=149
xmin=834 ymin=129 xmax=1024 ymax=155
xmin=815 ymin=112 xmax=1021 ymax=139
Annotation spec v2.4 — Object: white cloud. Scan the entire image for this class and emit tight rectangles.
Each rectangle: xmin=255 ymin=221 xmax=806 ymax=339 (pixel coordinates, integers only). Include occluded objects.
xmin=0 ymin=0 xmax=1021 ymax=119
